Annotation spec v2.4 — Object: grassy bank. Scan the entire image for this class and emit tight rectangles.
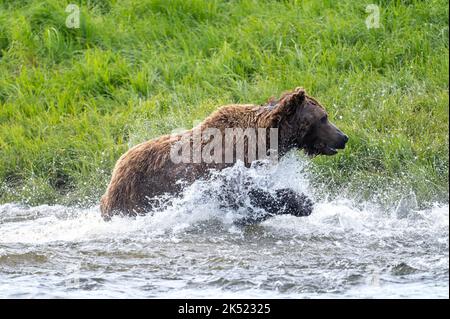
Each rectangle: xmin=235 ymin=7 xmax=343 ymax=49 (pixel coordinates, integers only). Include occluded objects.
xmin=0 ymin=0 xmax=448 ymax=207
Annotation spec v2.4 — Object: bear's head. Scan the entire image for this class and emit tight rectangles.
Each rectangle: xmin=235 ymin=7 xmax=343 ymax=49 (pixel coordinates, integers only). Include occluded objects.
xmin=271 ymin=87 xmax=348 ymax=156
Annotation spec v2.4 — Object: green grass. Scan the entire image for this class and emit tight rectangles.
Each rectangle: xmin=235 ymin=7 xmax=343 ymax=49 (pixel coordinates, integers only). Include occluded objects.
xmin=0 ymin=0 xmax=448 ymax=207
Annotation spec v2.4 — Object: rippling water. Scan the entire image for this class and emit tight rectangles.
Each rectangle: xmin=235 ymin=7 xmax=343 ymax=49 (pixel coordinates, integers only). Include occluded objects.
xmin=0 ymin=156 xmax=448 ymax=298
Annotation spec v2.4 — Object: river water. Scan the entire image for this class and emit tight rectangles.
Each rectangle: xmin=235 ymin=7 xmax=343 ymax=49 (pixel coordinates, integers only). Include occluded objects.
xmin=0 ymin=156 xmax=448 ymax=298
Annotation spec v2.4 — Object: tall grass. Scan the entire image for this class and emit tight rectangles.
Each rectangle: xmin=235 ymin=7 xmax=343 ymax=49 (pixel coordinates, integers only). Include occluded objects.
xmin=0 ymin=0 xmax=448 ymax=206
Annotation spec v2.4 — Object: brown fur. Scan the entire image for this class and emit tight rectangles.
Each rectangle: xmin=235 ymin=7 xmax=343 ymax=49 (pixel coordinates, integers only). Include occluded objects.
xmin=100 ymin=87 xmax=348 ymax=218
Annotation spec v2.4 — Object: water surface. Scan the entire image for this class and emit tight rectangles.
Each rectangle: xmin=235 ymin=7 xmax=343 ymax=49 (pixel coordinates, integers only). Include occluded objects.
xmin=0 ymin=157 xmax=448 ymax=298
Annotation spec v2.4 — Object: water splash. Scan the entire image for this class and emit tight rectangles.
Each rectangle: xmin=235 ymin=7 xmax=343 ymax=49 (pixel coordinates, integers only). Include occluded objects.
xmin=0 ymin=154 xmax=448 ymax=298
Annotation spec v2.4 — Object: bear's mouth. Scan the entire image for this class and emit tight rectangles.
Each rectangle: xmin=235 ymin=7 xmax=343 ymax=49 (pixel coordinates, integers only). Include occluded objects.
xmin=304 ymin=143 xmax=338 ymax=157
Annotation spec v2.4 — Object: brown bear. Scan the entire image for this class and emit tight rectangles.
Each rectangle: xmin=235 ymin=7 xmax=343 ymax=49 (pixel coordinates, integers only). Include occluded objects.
xmin=100 ymin=87 xmax=348 ymax=220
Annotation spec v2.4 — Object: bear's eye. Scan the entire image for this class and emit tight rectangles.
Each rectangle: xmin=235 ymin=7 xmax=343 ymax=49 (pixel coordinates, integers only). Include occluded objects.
xmin=320 ymin=115 xmax=328 ymax=124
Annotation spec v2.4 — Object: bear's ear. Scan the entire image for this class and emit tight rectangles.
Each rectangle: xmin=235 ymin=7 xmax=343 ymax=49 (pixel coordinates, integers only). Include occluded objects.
xmin=286 ymin=87 xmax=306 ymax=107
xmin=276 ymin=87 xmax=306 ymax=115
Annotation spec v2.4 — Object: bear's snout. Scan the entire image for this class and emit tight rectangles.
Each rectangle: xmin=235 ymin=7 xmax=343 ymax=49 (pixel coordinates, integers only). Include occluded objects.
xmin=333 ymin=132 xmax=349 ymax=149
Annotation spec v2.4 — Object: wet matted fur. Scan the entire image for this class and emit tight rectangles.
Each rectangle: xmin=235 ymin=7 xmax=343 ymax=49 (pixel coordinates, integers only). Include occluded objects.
xmin=100 ymin=87 xmax=348 ymax=219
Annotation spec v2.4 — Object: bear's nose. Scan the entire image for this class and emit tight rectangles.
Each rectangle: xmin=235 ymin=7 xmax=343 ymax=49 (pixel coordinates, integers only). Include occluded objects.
xmin=343 ymin=135 xmax=349 ymax=143
xmin=335 ymin=133 xmax=349 ymax=149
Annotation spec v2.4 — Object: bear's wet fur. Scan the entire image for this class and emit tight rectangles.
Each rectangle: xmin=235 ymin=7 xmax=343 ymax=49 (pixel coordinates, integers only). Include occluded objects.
xmin=100 ymin=87 xmax=348 ymax=221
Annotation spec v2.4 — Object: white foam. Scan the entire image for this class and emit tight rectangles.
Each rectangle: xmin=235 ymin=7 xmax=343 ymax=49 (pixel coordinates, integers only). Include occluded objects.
xmin=0 ymin=154 xmax=447 ymax=245
xmin=0 ymin=154 xmax=448 ymax=298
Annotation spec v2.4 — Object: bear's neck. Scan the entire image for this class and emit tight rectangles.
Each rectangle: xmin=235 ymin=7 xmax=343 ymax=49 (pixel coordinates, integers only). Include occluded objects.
xmin=255 ymin=106 xmax=309 ymax=157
